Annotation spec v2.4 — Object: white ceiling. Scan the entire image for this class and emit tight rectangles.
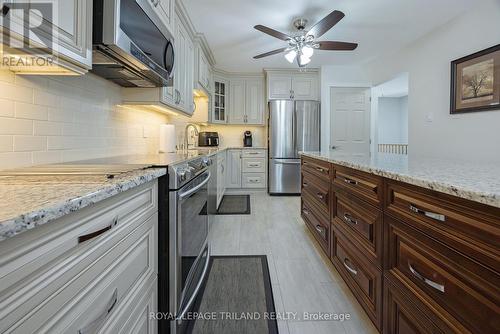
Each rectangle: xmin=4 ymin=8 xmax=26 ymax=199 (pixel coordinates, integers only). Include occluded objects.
xmin=183 ymin=0 xmax=475 ymax=72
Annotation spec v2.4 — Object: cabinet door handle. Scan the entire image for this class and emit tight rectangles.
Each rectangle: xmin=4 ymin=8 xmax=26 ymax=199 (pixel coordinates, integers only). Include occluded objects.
xmin=316 ymin=167 xmax=325 ymax=172
xmin=315 ymin=224 xmax=326 ymax=237
xmin=409 ymin=204 xmax=446 ymax=222
xmin=343 ymin=213 xmax=358 ymax=225
xmin=316 ymin=192 xmax=325 ymax=200
xmin=302 ymin=208 xmax=310 ymax=215
xmin=343 ymin=258 xmax=358 ymax=275
xmin=302 ymin=182 xmax=308 ymax=187
xmin=78 ymin=216 xmax=118 ymax=244
xmin=408 ymin=263 xmax=445 ymax=293
xmin=77 ymin=288 xmax=118 ymax=334
xmin=343 ymin=177 xmax=358 ymax=185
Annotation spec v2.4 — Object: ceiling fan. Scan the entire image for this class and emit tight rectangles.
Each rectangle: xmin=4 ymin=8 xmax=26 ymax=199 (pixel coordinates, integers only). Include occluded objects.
xmin=253 ymin=10 xmax=358 ymax=67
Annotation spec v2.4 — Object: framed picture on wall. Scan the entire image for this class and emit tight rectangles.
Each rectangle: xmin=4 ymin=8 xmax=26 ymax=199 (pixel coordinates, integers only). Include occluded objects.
xmin=450 ymin=44 xmax=500 ymax=114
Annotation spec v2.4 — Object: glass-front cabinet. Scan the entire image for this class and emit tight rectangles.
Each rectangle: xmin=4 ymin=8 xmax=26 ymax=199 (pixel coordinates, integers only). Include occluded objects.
xmin=213 ymin=76 xmax=229 ymax=123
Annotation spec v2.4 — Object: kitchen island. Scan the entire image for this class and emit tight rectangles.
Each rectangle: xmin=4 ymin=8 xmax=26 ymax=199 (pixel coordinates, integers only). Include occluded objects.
xmin=299 ymin=151 xmax=500 ymax=334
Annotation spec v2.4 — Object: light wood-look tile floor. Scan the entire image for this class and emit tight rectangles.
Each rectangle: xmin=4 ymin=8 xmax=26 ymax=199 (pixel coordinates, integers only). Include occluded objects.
xmin=209 ymin=192 xmax=378 ymax=334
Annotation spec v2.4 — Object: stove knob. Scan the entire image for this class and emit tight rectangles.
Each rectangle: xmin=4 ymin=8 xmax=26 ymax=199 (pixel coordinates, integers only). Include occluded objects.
xmin=178 ymin=169 xmax=188 ymax=182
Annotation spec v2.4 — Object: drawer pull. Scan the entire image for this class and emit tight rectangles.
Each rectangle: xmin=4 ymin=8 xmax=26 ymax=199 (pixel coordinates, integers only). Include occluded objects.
xmin=78 ymin=216 xmax=118 ymax=244
xmin=408 ymin=263 xmax=445 ymax=293
xmin=302 ymin=182 xmax=309 ymax=187
xmin=409 ymin=204 xmax=446 ymax=222
xmin=248 ymin=163 xmax=260 ymax=167
xmin=343 ymin=177 xmax=358 ymax=185
xmin=316 ymin=167 xmax=325 ymax=172
xmin=247 ymin=152 xmax=260 ymax=155
xmin=302 ymin=208 xmax=310 ymax=215
xmin=343 ymin=213 xmax=358 ymax=225
xmin=343 ymin=258 xmax=358 ymax=275
xmin=315 ymin=224 xmax=326 ymax=239
xmin=316 ymin=193 xmax=325 ymax=200
xmin=78 ymin=288 xmax=118 ymax=334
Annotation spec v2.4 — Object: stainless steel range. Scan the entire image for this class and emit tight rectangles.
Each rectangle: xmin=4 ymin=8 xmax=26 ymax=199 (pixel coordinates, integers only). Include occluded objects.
xmin=161 ymin=155 xmax=212 ymax=334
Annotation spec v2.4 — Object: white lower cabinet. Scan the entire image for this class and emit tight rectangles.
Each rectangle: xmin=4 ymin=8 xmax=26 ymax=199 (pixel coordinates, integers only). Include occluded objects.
xmin=216 ymin=150 xmax=227 ymax=208
xmin=0 ymin=181 xmax=158 ymax=334
xmin=226 ymin=149 xmax=242 ymax=189
xmin=225 ymin=149 xmax=267 ymax=190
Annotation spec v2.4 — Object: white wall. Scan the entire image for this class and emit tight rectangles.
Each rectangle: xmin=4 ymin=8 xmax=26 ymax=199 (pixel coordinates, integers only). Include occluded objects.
xmin=378 ymin=96 xmax=408 ymax=144
xmin=320 ymin=65 xmax=371 ymax=150
xmin=0 ymin=71 xmax=170 ymax=169
xmin=363 ymin=0 xmax=500 ymax=162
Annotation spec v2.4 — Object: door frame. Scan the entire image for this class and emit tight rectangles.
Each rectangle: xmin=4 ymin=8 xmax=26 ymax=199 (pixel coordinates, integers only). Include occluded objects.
xmin=329 ymin=86 xmax=372 ymax=156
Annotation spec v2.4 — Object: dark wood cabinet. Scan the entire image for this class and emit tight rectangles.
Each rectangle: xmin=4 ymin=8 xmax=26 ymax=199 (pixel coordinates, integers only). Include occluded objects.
xmin=332 ymin=164 xmax=384 ymax=208
xmin=331 ymin=226 xmax=383 ymax=331
xmin=300 ymin=156 xmax=500 ymax=334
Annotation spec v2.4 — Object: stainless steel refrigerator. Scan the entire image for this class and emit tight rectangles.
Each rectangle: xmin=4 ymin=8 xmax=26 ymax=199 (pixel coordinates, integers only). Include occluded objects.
xmin=268 ymin=100 xmax=320 ymax=195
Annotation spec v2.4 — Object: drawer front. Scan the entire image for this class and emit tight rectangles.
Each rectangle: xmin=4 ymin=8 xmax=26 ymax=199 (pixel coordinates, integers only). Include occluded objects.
xmin=5 ymin=213 xmax=157 ymax=333
xmin=241 ymin=149 xmax=266 ymax=158
xmin=385 ymin=214 xmax=500 ymax=334
xmin=302 ymin=171 xmax=330 ymax=213
xmin=331 ymin=227 xmax=383 ymax=331
xmin=384 ymin=278 xmax=440 ymax=334
xmin=242 ymin=158 xmax=266 ymax=173
xmin=100 ymin=274 xmax=157 ymax=334
xmin=242 ymin=173 xmax=266 ymax=188
xmin=385 ymin=180 xmax=500 ymax=271
xmin=301 ymin=199 xmax=329 ymax=253
xmin=302 ymin=156 xmax=331 ymax=180
xmin=332 ymin=165 xmax=383 ymax=208
xmin=0 ymin=181 xmax=157 ymax=294
xmin=334 ymin=192 xmax=383 ymax=267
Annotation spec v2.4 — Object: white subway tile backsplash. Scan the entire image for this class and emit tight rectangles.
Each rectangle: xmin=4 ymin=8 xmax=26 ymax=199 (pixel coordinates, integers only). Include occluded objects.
xmin=0 ymin=99 xmax=15 ymax=117
xmin=0 ymin=136 xmax=13 ymax=152
xmin=0 ymin=72 xmax=170 ymax=169
xmin=0 ymin=117 xmax=33 ymax=135
xmin=0 ymin=81 xmax=33 ymax=103
xmin=33 ymin=121 xmax=63 ymax=136
xmin=33 ymin=90 xmax=58 ymax=107
xmin=0 ymin=152 xmax=32 ymax=169
xmin=14 ymin=136 xmax=47 ymax=152
xmin=15 ymin=102 xmax=48 ymax=120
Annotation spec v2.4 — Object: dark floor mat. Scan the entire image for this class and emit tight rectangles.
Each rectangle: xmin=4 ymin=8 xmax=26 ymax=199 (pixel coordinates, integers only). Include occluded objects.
xmin=200 ymin=195 xmax=251 ymax=215
xmin=186 ymin=256 xmax=278 ymax=334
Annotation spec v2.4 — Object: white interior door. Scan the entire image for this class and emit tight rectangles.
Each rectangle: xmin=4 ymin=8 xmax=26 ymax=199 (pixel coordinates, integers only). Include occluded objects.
xmin=330 ymin=87 xmax=371 ymax=157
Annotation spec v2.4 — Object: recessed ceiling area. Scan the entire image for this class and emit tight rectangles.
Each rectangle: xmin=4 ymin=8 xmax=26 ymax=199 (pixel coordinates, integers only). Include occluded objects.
xmin=183 ymin=0 xmax=475 ymax=72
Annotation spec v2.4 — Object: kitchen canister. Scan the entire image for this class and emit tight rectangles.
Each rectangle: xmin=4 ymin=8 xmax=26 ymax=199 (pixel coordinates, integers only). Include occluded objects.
xmin=159 ymin=124 xmax=176 ymax=153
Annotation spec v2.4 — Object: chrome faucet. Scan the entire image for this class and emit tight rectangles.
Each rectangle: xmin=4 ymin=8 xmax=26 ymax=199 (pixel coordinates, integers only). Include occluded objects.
xmin=184 ymin=123 xmax=199 ymax=151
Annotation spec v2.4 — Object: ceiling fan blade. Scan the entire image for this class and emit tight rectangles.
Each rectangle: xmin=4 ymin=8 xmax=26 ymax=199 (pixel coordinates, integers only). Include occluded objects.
xmin=317 ymin=41 xmax=358 ymax=51
xmin=308 ymin=10 xmax=345 ymax=38
xmin=254 ymin=25 xmax=290 ymax=41
xmin=253 ymin=47 xmax=288 ymax=59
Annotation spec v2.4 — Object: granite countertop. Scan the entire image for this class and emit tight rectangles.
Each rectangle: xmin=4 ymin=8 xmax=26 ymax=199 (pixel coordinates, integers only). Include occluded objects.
xmin=300 ymin=151 xmax=500 ymax=209
xmin=0 ymin=168 xmax=166 ymax=242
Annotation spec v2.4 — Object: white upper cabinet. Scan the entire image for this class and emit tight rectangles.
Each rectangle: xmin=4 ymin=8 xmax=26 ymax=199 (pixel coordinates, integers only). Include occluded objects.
xmin=196 ymin=47 xmax=211 ymax=91
xmin=153 ymin=0 xmax=175 ymax=36
xmin=229 ymin=79 xmax=246 ymax=124
xmin=267 ymin=71 xmax=320 ymax=101
xmin=0 ymin=0 xmax=92 ymax=74
xmin=212 ymin=76 xmax=229 ymax=124
xmin=245 ymin=79 xmax=264 ymax=125
xmin=268 ymin=75 xmax=293 ymax=100
xmin=227 ymin=77 xmax=265 ymax=125
xmin=292 ymin=74 xmax=319 ymax=100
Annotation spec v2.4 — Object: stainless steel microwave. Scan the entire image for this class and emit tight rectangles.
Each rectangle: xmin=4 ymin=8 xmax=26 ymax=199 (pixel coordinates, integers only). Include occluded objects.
xmin=91 ymin=0 xmax=175 ymax=87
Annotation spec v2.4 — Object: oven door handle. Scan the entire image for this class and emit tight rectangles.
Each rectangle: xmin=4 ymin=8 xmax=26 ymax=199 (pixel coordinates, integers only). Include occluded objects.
xmin=176 ymin=245 xmax=211 ymax=324
xmin=179 ymin=172 xmax=211 ymax=200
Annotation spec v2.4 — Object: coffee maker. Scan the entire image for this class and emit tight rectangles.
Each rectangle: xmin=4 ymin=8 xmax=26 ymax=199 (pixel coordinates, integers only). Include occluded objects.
xmin=243 ymin=131 xmax=252 ymax=147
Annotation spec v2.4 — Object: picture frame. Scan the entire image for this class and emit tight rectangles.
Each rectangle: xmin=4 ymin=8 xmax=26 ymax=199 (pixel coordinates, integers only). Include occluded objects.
xmin=450 ymin=44 xmax=500 ymax=114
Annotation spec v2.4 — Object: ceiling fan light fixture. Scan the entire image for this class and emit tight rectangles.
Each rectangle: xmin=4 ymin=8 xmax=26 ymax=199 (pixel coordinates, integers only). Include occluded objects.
xmin=299 ymin=54 xmax=311 ymax=66
xmin=301 ymin=46 xmax=314 ymax=58
xmin=285 ymin=50 xmax=297 ymax=63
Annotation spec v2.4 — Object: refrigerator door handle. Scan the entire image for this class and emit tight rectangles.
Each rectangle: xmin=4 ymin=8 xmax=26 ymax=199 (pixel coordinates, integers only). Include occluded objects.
xmin=293 ymin=106 xmax=297 ymax=156
xmin=273 ymin=159 xmax=301 ymax=165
